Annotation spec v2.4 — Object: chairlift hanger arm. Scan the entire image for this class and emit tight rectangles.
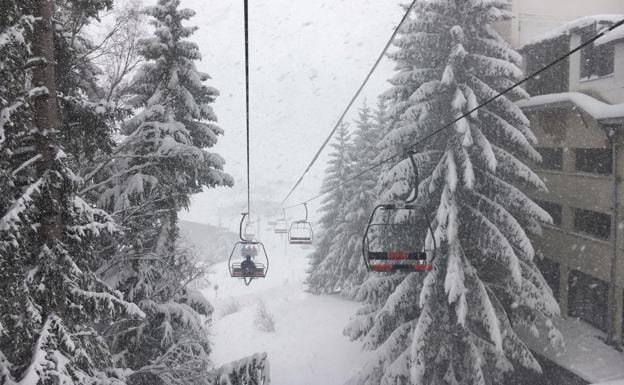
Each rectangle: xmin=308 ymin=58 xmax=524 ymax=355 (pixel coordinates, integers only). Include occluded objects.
xmin=406 ymin=151 xmax=419 ymax=204
xmin=239 ymin=212 xmax=249 ymax=242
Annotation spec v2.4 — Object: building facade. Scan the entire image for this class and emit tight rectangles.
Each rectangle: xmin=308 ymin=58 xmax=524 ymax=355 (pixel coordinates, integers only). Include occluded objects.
xmin=497 ymin=0 xmax=624 ymax=48
xmin=513 ymin=15 xmax=624 ymax=346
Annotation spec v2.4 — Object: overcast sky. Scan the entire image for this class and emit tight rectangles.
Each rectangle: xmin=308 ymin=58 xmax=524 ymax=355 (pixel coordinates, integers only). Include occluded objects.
xmin=172 ymin=0 xmax=403 ymax=227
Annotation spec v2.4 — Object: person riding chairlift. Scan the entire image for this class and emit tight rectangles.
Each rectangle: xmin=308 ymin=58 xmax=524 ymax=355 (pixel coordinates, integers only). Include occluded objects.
xmin=240 ymin=255 xmax=256 ymax=270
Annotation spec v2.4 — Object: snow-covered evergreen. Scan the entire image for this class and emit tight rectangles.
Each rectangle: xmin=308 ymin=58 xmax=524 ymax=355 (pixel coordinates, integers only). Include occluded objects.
xmin=0 ymin=2 xmax=144 ymax=384
xmin=0 ymin=1 xmax=272 ymax=384
xmin=90 ymin=1 xmax=235 ymax=383
xmin=339 ymin=101 xmax=384 ymax=297
xmin=212 ymin=353 xmax=270 ymax=385
xmin=348 ymin=2 xmax=563 ymax=384
xmin=307 ymin=122 xmax=353 ymax=294
xmin=308 ymin=100 xmax=392 ymax=297
xmin=54 ymin=0 xmax=121 ymax=178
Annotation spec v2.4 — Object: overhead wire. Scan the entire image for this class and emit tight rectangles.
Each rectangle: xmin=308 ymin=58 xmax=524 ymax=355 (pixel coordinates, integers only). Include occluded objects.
xmin=278 ymin=0 xmax=418 ymax=207
xmin=244 ymin=0 xmax=251 ymax=218
xmin=280 ymin=17 xmax=624 ymax=210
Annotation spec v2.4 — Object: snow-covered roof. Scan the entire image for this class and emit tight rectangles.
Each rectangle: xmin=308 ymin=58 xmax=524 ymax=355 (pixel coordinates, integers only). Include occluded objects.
xmin=516 ymin=316 xmax=624 ymax=384
xmin=516 ymin=92 xmax=624 ymax=124
xmin=596 ymin=23 xmax=624 ymax=47
xmin=591 ymin=379 xmax=624 ymax=385
xmin=521 ymin=15 xmax=624 ymax=49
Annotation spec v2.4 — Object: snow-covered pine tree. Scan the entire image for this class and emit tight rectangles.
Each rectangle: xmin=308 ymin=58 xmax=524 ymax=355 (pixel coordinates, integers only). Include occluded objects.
xmin=348 ymin=1 xmax=563 ymax=384
xmin=307 ymin=122 xmax=353 ymax=293
xmin=342 ymin=98 xmax=411 ymax=354
xmin=309 ymin=101 xmax=384 ymax=297
xmin=92 ymin=1 xmax=233 ymax=383
xmin=0 ymin=1 xmax=144 ymax=384
xmin=53 ymin=0 xmax=122 ymax=180
xmin=338 ymin=100 xmax=385 ymax=298
xmin=373 ymin=97 xmax=390 ymax=140
xmin=211 ymin=353 xmax=270 ymax=385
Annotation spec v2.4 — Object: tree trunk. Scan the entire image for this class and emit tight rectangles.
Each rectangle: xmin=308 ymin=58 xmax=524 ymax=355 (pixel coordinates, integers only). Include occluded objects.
xmin=32 ymin=0 xmax=62 ymax=241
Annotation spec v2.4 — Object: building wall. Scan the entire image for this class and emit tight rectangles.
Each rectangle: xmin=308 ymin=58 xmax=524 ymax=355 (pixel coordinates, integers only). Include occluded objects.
xmin=526 ymin=107 xmax=624 ymax=342
xmin=502 ymin=0 xmax=624 ymax=350
xmin=500 ymin=0 xmax=624 ymax=47
xmin=568 ymin=37 xmax=624 ymax=104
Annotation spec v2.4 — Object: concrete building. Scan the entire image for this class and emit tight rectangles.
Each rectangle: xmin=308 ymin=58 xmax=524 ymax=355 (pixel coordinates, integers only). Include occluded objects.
xmin=511 ymin=14 xmax=624 ymax=348
xmin=496 ymin=0 xmax=624 ymax=48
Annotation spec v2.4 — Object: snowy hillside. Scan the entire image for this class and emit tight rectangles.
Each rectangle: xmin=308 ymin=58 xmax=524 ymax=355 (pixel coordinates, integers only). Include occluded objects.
xmin=179 ymin=220 xmax=240 ymax=264
xmin=203 ymin=229 xmax=372 ymax=385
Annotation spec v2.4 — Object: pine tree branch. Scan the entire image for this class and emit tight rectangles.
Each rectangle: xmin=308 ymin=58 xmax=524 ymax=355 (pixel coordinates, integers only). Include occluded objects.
xmin=78 ymin=163 xmax=156 ymax=195
xmin=11 ymin=154 xmax=42 ymax=176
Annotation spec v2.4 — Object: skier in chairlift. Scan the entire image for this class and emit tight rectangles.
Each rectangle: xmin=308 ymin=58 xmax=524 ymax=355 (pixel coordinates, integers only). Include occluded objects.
xmin=240 ymin=255 xmax=256 ymax=270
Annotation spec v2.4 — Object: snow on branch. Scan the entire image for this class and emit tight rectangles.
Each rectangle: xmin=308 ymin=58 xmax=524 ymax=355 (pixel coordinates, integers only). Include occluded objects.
xmin=0 ymin=178 xmax=42 ymax=232
xmin=70 ymin=286 xmax=145 ymax=319
xmin=0 ymin=98 xmax=27 ymax=144
xmin=130 ymin=339 xmax=211 ymax=385
xmin=213 ymin=352 xmax=270 ymax=385
xmin=12 ymin=315 xmax=79 ymax=385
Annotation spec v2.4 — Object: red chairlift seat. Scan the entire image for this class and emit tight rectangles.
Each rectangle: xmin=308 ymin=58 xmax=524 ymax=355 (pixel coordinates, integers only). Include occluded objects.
xmin=361 ymin=152 xmax=436 ymax=273
xmin=362 ymin=203 xmax=435 ymax=272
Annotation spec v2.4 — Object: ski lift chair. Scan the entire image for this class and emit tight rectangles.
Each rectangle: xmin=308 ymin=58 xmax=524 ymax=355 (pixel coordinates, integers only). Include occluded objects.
xmin=229 ymin=213 xmax=269 ymax=285
xmin=288 ymin=203 xmax=313 ymax=245
xmin=244 ymin=221 xmax=256 ymax=240
xmin=274 ymin=218 xmax=288 ymax=234
xmin=362 ymin=203 xmax=435 ymax=272
xmin=362 ymin=152 xmax=436 ymax=272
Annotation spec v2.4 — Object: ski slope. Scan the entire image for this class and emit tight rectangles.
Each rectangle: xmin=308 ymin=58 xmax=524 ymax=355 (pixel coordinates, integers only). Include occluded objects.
xmin=202 ymin=229 xmax=371 ymax=385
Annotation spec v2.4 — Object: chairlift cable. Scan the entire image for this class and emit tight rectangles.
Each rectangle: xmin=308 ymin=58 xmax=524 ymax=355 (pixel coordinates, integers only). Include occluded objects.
xmin=244 ymin=0 xmax=252 ymax=218
xmin=281 ymin=17 xmax=624 ymax=211
xmin=278 ymin=0 xmax=419 ymax=207
xmin=227 ymin=0 xmax=271 ymax=286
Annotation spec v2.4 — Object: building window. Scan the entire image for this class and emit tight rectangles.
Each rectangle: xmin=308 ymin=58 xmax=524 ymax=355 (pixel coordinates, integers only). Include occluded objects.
xmin=537 ymin=147 xmax=563 ymax=171
xmin=573 ymin=208 xmax=611 ymax=240
xmin=579 ymin=26 xmax=615 ymax=79
xmin=536 ymin=257 xmax=560 ymax=299
xmin=568 ymin=269 xmax=608 ymax=331
xmin=535 ymin=199 xmax=563 ymax=226
xmin=575 ymin=148 xmax=612 ymax=174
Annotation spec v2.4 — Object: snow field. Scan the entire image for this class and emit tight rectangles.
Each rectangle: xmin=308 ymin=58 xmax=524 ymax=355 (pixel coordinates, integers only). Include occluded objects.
xmin=204 ymin=230 xmax=372 ymax=385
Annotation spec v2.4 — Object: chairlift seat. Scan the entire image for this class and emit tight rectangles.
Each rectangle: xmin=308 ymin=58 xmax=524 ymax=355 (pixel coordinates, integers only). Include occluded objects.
xmin=228 ymin=213 xmax=269 ymax=285
xmin=369 ymin=261 xmax=433 ymax=272
xmin=368 ymin=251 xmax=427 ymax=260
xmin=362 ymin=203 xmax=436 ymax=273
xmin=231 ymin=263 xmax=267 ymax=278
xmin=287 ymin=203 xmax=314 ymax=245
xmin=274 ymin=219 xmax=288 ymax=234
xmin=288 ymin=220 xmax=313 ymax=245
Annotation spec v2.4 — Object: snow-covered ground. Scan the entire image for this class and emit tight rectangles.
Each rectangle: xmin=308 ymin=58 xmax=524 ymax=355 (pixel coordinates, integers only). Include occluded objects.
xmin=517 ymin=314 xmax=624 ymax=384
xmin=202 ymin=226 xmax=624 ymax=385
xmin=202 ymin=229 xmax=372 ymax=385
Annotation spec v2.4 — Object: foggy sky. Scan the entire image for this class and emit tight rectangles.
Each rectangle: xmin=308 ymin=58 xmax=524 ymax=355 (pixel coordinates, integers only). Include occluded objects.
xmin=177 ymin=0 xmax=403 ymax=228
